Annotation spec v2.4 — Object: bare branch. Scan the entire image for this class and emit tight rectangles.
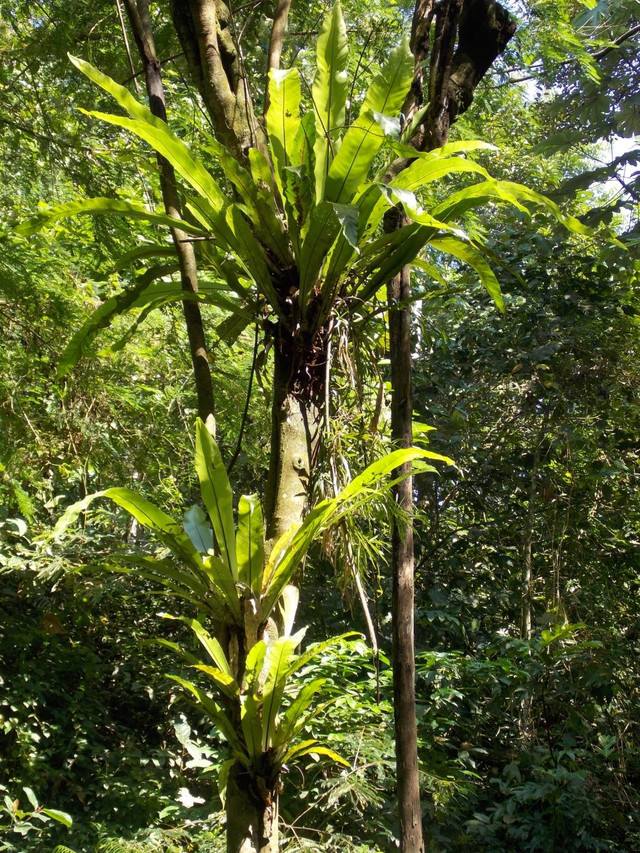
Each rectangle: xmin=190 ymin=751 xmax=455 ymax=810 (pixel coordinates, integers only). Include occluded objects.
xmin=114 ymin=0 xmax=141 ymax=93
xmin=592 ymin=23 xmax=640 ymax=60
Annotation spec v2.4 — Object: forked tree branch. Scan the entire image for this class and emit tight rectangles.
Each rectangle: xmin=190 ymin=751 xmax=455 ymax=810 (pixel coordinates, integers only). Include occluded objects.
xmin=169 ymin=0 xmax=266 ymax=162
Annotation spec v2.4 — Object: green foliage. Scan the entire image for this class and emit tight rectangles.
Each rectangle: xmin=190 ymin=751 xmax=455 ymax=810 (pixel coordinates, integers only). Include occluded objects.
xmin=18 ymin=3 xmax=599 ymax=371
xmin=2 ymin=1 xmax=638 ymax=851
xmin=0 ymin=784 xmax=72 ymax=851
xmin=53 ymin=418 xmax=445 ymax=813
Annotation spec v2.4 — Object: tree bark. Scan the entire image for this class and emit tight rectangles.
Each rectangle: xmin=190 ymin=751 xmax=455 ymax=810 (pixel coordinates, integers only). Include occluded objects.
xmin=226 ymin=764 xmax=279 ymax=853
xmin=263 ymin=0 xmax=293 ymax=115
xmin=386 ymin=3 xmax=517 ymax=850
xmin=264 ymin=323 xmax=323 ymax=543
xmin=386 ymin=212 xmax=424 ymax=853
xmin=169 ymin=0 xmax=266 ymax=163
xmin=122 ymin=0 xmax=216 ymax=430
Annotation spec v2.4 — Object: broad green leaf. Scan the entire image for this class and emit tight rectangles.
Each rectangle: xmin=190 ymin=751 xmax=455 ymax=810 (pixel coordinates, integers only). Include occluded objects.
xmin=356 ymin=222 xmax=435 ymax=300
xmin=429 ymin=235 xmax=504 ymax=312
xmin=236 ymin=495 xmax=264 ymax=597
xmin=194 ymin=419 xmax=237 ymax=580
xmin=331 ymin=203 xmax=359 ymax=249
xmin=185 ymin=197 xmax=246 ymax=264
xmin=192 ymin=664 xmax=239 ymax=700
xmin=261 ymin=522 xmax=298 ymax=591
xmin=261 ymin=631 xmax=306 ymax=750
xmin=80 ymin=109 xmax=231 ymax=215
xmin=243 ymin=639 xmax=268 ymax=696
xmin=130 ymin=559 xmax=208 ymax=598
xmin=23 ymin=788 xmax=38 ymax=809
xmin=291 ymin=111 xmax=317 ymax=181
xmin=282 ymin=165 xmax=314 ymax=257
xmin=281 ymin=737 xmax=319 ymax=763
xmin=432 ymin=178 xmax=528 ymax=221
xmin=339 ymin=447 xmax=454 ymax=500
xmin=103 ymin=488 xmax=202 ymax=567
xmin=279 ymin=585 xmax=299 ymax=638
xmin=153 ymin=638 xmax=202 ymax=667
xmin=495 ymin=180 xmax=594 ymax=237
xmin=41 ymin=808 xmax=73 ymax=828
xmin=293 ymin=745 xmax=350 ymax=766
xmin=389 ymin=138 xmax=498 ymax=161
xmin=260 ymin=502 xmax=335 ymax=620
xmin=110 ymin=244 xmax=176 ymax=272
xmin=376 ymin=183 xmax=468 ymax=237
xmin=217 ymin=758 xmax=235 ymax=807
xmin=224 ymin=205 xmax=275 ymax=299
xmin=217 ymin=309 xmax=256 ymax=346
xmin=202 ymin=555 xmax=242 ymax=625
xmin=249 ymin=147 xmax=278 ymax=196
xmin=183 ymin=504 xmax=214 ymax=553
xmin=390 ymin=155 xmax=490 ymax=193
xmin=207 ymin=137 xmax=290 ymax=264
xmin=53 ymin=487 xmax=202 ymax=570
xmin=267 ymin=68 xmax=302 ymax=195
xmin=432 ymin=178 xmax=594 ymax=240
xmin=272 ymin=677 xmax=326 ymax=750
xmin=410 ymin=257 xmax=447 ymax=285
xmin=285 ymin=632 xmax=360 ymax=679
xmin=312 ymin=2 xmax=349 ymax=200
xmin=70 ymin=54 xmax=164 ymax=127
xmin=319 ymin=184 xmax=385 ymax=313
xmin=69 ymin=59 xmax=268 ymax=316
xmin=262 ymin=449 xmax=451 ymax=618
xmin=325 ymin=39 xmax=413 ymax=203
xmin=298 ymin=202 xmax=341 ymax=313
xmin=110 ymin=557 xmax=210 ymax=601
xmin=97 ymin=304 xmax=156 ymax=356
xmin=241 ymin=693 xmax=263 ymax=761
xmin=15 ymin=197 xmax=206 ymax=238
xmin=163 ymin=615 xmax=232 ymax=676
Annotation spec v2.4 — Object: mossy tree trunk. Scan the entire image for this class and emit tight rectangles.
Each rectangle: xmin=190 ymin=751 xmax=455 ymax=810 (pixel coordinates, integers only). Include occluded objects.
xmin=225 ymin=764 xmax=280 ymax=853
xmin=265 ymin=322 xmax=325 ymax=544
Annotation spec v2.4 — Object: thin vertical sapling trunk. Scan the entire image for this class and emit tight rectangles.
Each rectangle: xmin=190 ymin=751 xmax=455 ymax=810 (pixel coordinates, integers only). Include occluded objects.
xmin=122 ymin=0 xmax=216 ymax=429
xmin=386 ymin=216 xmax=424 ymax=853
xmin=386 ymin=2 xmax=516 ymax=849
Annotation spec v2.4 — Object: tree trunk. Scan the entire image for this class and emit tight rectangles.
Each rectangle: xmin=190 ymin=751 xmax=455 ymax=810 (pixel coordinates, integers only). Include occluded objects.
xmin=387 ymin=241 xmax=425 ymax=853
xmin=226 ymin=764 xmax=279 ymax=853
xmin=169 ymin=0 xmax=266 ymax=163
xmin=264 ymin=322 xmax=323 ymax=543
xmin=386 ymin=3 xmax=517 ymax=850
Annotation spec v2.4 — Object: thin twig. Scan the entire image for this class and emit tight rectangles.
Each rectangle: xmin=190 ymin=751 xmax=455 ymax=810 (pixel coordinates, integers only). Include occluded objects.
xmin=115 ymin=0 xmax=140 ymax=93
xmin=346 ymin=25 xmax=376 ymax=127
xmin=121 ymin=52 xmax=185 ymax=85
xmin=226 ymin=324 xmax=259 ymax=475
xmin=325 ymin=320 xmax=380 ymax=673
